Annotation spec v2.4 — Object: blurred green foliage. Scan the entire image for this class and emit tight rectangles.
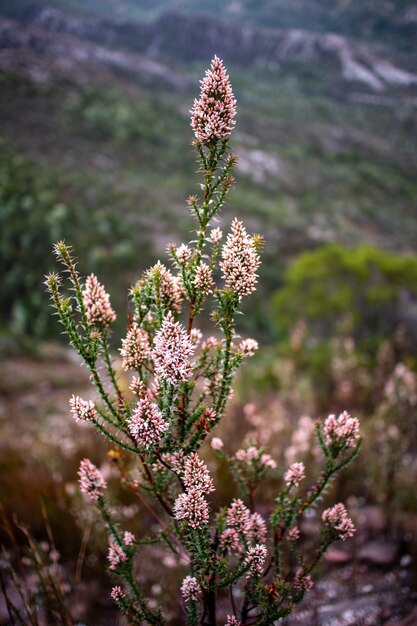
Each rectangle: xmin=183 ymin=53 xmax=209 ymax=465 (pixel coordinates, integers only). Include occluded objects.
xmin=0 ymin=141 xmax=144 ymax=340
xmin=271 ymin=243 xmax=417 ymax=365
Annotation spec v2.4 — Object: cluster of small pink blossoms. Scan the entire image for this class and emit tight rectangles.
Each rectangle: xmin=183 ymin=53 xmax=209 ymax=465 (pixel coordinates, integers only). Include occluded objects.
xmin=107 ymin=542 xmax=128 ymax=570
xmin=194 ymin=262 xmax=214 ymax=295
xmin=110 ymin=586 xmax=125 ymax=602
xmin=123 ymin=531 xmax=135 ymax=546
xmin=174 ymin=489 xmax=210 ymax=529
xmin=69 ymin=395 xmax=96 ymax=422
xmin=183 ymin=453 xmax=215 ymax=494
xmin=78 ymin=458 xmax=106 ymax=501
xmin=235 ymin=446 xmax=277 ymax=469
xmin=120 ymin=326 xmax=151 ymax=371
xmin=221 ymin=219 xmax=260 ymax=297
xmin=180 ymin=576 xmax=202 ymax=604
xmin=284 ymin=462 xmax=306 ymax=487
xmin=211 ymin=437 xmax=224 ymax=451
xmin=210 ymin=227 xmax=223 ymax=244
xmin=238 ymin=338 xmax=259 ymax=357
xmin=322 ymin=503 xmax=356 ymax=540
xmin=220 ymin=499 xmax=267 ymax=553
xmin=147 ymin=262 xmax=183 ymax=313
xmin=151 ymin=312 xmax=195 ymax=384
xmin=128 ymin=395 xmax=169 ymax=448
xmin=82 ymin=273 xmax=116 ymax=327
xmin=293 ymin=569 xmax=314 ymax=593
xmin=191 ymin=55 xmax=237 ymax=144
xmin=225 ymin=616 xmax=241 ymax=626
xmin=244 ymin=544 xmax=268 ymax=578
xmin=324 ymin=411 xmax=360 ymax=448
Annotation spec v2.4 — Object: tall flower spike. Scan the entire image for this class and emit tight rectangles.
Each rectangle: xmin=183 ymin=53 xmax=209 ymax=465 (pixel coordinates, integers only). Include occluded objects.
xmin=191 ymin=56 xmax=237 ymax=144
xmin=69 ymin=395 xmax=96 ymax=422
xmin=120 ymin=325 xmax=151 ymax=371
xmin=78 ymin=458 xmax=106 ymax=501
xmin=128 ymin=396 xmax=169 ymax=448
xmin=82 ymin=274 xmax=116 ymax=327
xmin=174 ymin=489 xmax=210 ymax=529
xmin=183 ymin=453 xmax=215 ymax=494
xmin=221 ymin=219 xmax=260 ymax=297
xmin=180 ymin=576 xmax=202 ymax=604
xmin=152 ymin=311 xmax=195 ymax=384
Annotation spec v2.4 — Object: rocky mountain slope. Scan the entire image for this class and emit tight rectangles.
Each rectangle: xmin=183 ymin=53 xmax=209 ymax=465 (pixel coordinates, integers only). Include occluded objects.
xmin=2 ymin=5 xmax=417 ymax=93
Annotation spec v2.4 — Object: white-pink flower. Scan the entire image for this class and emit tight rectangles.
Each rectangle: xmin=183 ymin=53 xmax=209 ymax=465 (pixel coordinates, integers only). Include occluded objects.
xmin=82 ymin=273 xmax=116 ymax=327
xmin=211 ymin=437 xmax=224 ymax=451
xmin=244 ymin=544 xmax=267 ymax=578
xmin=221 ymin=219 xmax=260 ymax=297
xmin=128 ymin=396 xmax=169 ymax=448
xmin=174 ymin=489 xmax=210 ymax=529
xmin=78 ymin=458 xmax=106 ymax=501
xmin=120 ymin=326 xmax=151 ymax=371
xmin=323 ymin=411 xmax=360 ymax=448
xmin=284 ymin=462 xmax=306 ymax=487
xmin=183 ymin=453 xmax=215 ymax=495
xmin=322 ymin=503 xmax=355 ymax=540
xmin=191 ymin=56 xmax=237 ymax=144
xmin=152 ymin=312 xmax=195 ymax=384
xmin=69 ymin=395 xmax=96 ymax=422
xmin=180 ymin=576 xmax=202 ymax=603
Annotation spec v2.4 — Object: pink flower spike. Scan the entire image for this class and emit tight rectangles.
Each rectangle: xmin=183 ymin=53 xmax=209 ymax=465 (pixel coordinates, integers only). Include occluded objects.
xmin=244 ymin=544 xmax=267 ymax=578
xmin=152 ymin=312 xmax=195 ymax=384
xmin=239 ymin=338 xmax=259 ymax=357
xmin=78 ymin=458 xmax=106 ymax=501
xmin=69 ymin=395 xmax=96 ymax=422
xmin=293 ymin=569 xmax=314 ymax=593
xmin=226 ymin=499 xmax=251 ymax=534
xmin=180 ymin=576 xmax=202 ymax=604
xmin=111 ymin=586 xmax=125 ymax=602
xmin=174 ymin=489 xmax=210 ymax=529
xmin=322 ymin=503 xmax=356 ymax=540
xmin=123 ymin=531 xmax=135 ymax=546
xmin=191 ymin=56 xmax=237 ymax=144
xmin=183 ymin=453 xmax=215 ymax=494
xmin=221 ymin=219 xmax=260 ymax=297
xmin=120 ymin=326 xmax=151 ymax=371
xmin=225 ymin=616 xmax=241 ymax=626
xmin=323 ymin=411 xmax=360 ymax=448
xmin=284 ymin=462 xmax=306 ymax=487
xmin=82 ymin=274 xmax=116 ymax=327
xmin=128 ymin=396 xmax=169 ymax=448
xmin=107 ymin=542 xmax=127 ymax=570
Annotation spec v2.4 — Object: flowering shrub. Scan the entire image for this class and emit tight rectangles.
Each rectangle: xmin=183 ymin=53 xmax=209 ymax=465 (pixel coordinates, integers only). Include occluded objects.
xmin=46 ymin=57 xmax=361 ymax=625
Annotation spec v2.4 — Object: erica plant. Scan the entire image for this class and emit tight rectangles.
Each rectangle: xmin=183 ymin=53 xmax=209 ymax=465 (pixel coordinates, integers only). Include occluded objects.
xmin=46 ymin=57 xmax=361 ymax=626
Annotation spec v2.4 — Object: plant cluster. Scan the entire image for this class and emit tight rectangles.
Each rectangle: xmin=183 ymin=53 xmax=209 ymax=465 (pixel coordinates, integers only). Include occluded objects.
xmin=46 ymin=57 xmax=361 ymax=625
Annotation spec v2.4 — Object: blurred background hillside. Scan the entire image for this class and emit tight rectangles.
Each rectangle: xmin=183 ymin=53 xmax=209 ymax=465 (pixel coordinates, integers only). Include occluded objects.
xmin=1 ymin=1 xmax=417 ymax=624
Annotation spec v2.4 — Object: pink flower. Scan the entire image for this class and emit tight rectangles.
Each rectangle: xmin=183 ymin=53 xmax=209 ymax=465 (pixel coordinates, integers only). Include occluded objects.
xmin=180 ymin=576 xmax=201 ymax=603
xmin=211 ymin=437 xmax=224 ymax=451
xmin=220 ymin=528 xmax=241 ymax=553
xmin=107 ymin=542 xmax=127 ymax=570
xmin=183 ymin=453 xmax=215 ymax=494
xmin=69 ymin=395 xmax=96 ymax=422
xmin=176 ymin=244 xmax=193 ymax=264
xmin=191 ymin=56 xmax=236 ymax=144
xmin=284 ymin=462 xmax=306 ymax=487
xmin=238 ymin=338 xmax=259 ymax=357
xmin=128 ymin=396 xmax=169 ymax=448
xmin=244 ymin=544 xmax=267 ymax=578
xmin=323 ymin=411 xmax=360 ymax=448
xmin=226 ymin=499 xmax=251 ymax=534
xmin=120 ymin=326 xmax=151 ymax=371
xmin=123 ymin=531 xmax=135 ymax=546
xmin=82 ymin=274 xmax=116 ymax=327
xmin=78 ymin=458 xmax=106 ymax=501
xmin=287 ymin=527 xmax=300 ymax=542
xmin=194 ymin=262 xmax=214 ymax=295
xmin=111 ymin=586 xmax=125 ymax=602
xmin=190 ymin=328 xmax=203 ymax=345
xmin=322 ymin=503 xmax=355 ymax=540
xmin=210 ymin=228 xmax=223 ymax=244
xmin=293 ymin=569 xmax=314 ymax=593
xmin=147 ymin=261 xmax=184 ymax=313
xmin=249 ymin=512 xmax=267 ymax=544
xmin=225 ymin=617 xmax=241 ymax=626
xmin=202 ymin=336 xmax=219 ymax=350
xmin=260 ymin=453 xmax=277 ymax=469
xmin=221 ymin=219 xmax=260 ymax=297
xmin=152 ymin=312 xmax=195 ymax=384
xmin=174 ymin=489 xmax=210 ymax=529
